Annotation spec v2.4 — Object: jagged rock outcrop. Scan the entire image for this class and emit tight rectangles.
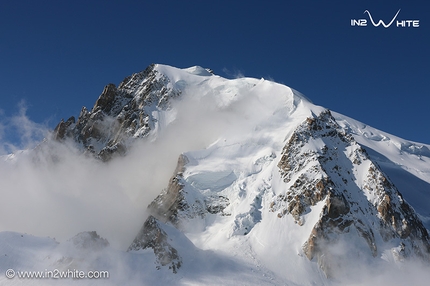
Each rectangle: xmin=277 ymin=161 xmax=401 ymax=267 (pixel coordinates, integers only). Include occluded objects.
xmin=69 ymin=231 xmax=109 ymax=251
xmin=53 ymin=116 xmax=75 ymax=141
xmin=54 ymin=231 xmax=109 ymax=271
xmin=128 ymin=216 xmax=182 ymax=273
xmin=52 ymin=64 xmax=182 ymax=161
xmin=274 ymin=110 xmax=430 ymax=277
xmin=147 ymin=154 xmax=230 ymax=228
xmin=128 ymin=153 xmax=232 ymax=273
xmin=147 ymin=154 xmax=190 ymax=226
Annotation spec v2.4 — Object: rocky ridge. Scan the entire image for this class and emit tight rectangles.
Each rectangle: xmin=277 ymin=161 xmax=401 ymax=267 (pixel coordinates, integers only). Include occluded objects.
xmin=129 ymin=108 xmax=430 ymax=277
xmin=53 ymin=64 xmax=182 ymax=161
xmin=274 ymin=110 xmax=430 ymax=276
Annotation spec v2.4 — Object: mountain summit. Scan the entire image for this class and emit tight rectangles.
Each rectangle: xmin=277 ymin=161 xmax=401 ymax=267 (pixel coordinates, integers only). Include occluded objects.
xmin=3 ymin=64 xmax=430 ymax=285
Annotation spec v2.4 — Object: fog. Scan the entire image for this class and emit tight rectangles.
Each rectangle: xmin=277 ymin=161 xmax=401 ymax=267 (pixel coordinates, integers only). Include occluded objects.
xmin=0 ymin=85 xmax=276 ymax=250
xmin=1 ymin=88 xmax=429 ymax=285
xmin=312 ymin=236 xmax=430 ymax=286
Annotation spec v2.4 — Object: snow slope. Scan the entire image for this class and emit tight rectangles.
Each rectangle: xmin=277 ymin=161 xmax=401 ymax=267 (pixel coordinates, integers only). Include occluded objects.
xmin=334 ymin=112 xmax=430 ymax=228
xmin=1 ymin=64 xmax=429 ymax=285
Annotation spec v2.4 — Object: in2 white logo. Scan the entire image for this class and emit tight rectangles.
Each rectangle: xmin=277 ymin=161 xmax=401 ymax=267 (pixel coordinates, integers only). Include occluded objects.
xmin=351 ymin=9 xmax=419 ymax=28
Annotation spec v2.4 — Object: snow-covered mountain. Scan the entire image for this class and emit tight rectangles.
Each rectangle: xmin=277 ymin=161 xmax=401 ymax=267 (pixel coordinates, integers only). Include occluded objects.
xmin=1 ymin=64 xmax=430 ymax=285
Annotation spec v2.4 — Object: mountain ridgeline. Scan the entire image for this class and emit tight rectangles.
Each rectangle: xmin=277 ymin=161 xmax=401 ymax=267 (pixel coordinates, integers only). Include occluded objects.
xmin=53 ymin=64 xmax=181 ymax=161
xmin=52 ymin=64 xmax=430 ymax=280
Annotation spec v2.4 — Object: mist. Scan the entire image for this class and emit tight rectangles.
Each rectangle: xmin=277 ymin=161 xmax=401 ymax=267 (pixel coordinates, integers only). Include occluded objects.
xmin=0 ymin=83 xmax=279 ymax=250
xmin=1 ymin=85 xmax=429 ymax=285
xmin=334 ymin=253 xmax=430 ymax=286
xmin=312 ymin=235 xmax=430 ymax=286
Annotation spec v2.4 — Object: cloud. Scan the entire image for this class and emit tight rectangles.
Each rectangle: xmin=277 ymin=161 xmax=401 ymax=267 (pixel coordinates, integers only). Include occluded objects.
xmin=0 ymin=101 xmax=49 ymax=155
xmin=0 ymin=141 xmax=144 ymax=249
xmin=222 ymin=67 xmax=245 ymax=79
xmin=340 ymin=257 xmax=430 ymax=286
xmin=0 ymin=85 xmax=274 ymax=250
xmin=0 ymin=79 xmax=280 ymax=252
xmin=0 ymin=104 xmax=153 ymax=249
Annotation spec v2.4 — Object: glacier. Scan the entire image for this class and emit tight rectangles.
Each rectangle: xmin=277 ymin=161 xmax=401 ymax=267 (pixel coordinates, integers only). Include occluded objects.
xmin=1 ymin=64 xmax=430 ymax=285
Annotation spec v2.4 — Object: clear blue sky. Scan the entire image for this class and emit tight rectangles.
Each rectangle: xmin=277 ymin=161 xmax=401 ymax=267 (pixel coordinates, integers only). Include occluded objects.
xmin=1 ymin=0 xmax=429 ymax=150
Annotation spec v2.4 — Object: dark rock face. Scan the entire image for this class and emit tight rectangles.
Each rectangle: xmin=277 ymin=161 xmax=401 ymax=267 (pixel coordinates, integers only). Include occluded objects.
xmin=128 ymin=154 xmax=231 ymax=273
xmin=54 ymin=231 xmax=110 ymax=271
xmin=275 ymin=110 xmax=430 ymax=277
xmin=69 ymin=231 xmax=109 ymax=251
xmin=52 ymin=64 xmax=181 ymax=161
xmin=147 ymin=154 xmax=190 ymax=226
xmin=147 ymin=154 xmax=230 ymax=228
xmin=93 ymin=84 xmax=119 ymax=114
xmin=53 ymin=116 xmax=75 ymax=141
xmin=128 ymin=216 xmax=182 ymax=273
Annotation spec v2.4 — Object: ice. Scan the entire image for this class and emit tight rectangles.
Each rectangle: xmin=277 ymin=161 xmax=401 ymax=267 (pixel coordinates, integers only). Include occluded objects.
xmin=187 ymin=170 xmax=237 ymax=192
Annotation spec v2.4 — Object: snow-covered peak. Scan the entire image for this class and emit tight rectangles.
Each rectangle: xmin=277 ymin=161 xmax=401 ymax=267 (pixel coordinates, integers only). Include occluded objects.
xmin=181 ymin=65 xmax=213 ymax=76
xmin=3 ymin=63 xmax=430 ymax=285
xmin=52 ymin=63 xmax=316 ymax=161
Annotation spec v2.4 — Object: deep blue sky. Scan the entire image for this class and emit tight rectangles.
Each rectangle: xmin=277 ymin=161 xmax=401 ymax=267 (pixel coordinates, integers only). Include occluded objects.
xmin=1 ymin=0 xmax=429 ymax=151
